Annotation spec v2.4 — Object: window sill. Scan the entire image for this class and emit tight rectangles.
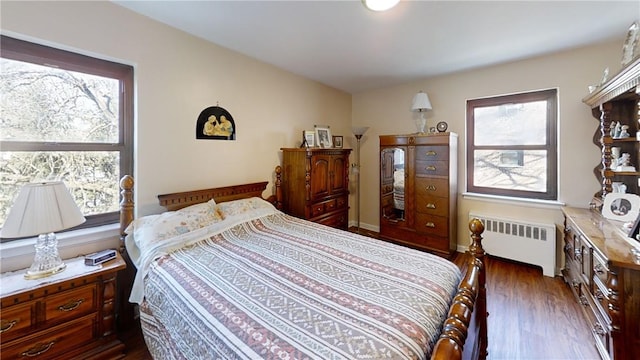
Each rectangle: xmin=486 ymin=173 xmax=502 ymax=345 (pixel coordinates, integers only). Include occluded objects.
xmin=462 ymin=192 xmax=566 ymax=209
xmin=0 ymin=223 xmax=120 ymax=273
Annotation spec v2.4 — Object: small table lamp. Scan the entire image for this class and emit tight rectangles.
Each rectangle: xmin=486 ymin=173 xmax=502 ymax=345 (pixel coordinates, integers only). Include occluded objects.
xmin=412 ymin=91 xmax=432 ymax=134
xmin=1 ymin=181 xmax=86 ymax=279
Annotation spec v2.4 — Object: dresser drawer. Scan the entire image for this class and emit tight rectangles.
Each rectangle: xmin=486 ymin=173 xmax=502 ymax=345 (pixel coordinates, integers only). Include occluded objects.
xmin=45 ymin=284 xmax=96 ymax=325
xmin=1 ymin=301 xmax=34 ymax=342
xmin=310 ymin=197 xmax=347 ymax=217
xmin=415 ymin=195 xmax=448 ymax=216
xmin=414 ymin=146 xmax=448 ymax=161
xmin=1 ymin=313 xmax=96 ymax=359
xmin=415 ymin=177 xmax=449 ymax=197
xmin=582 ymin=284 xmax=611 ymax=360
xmin=592 ymin=250 xmax=609 ymax=290
xmin=315 ymin=211 xmax=348 ymax=230
xmin=415 ymin=213 xmax=448 ymax=236
xmin=415 ymin=160 xmax=448 ymax=176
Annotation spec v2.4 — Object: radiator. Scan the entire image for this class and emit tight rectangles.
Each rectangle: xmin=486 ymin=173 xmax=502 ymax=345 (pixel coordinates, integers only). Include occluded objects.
xmin=469 ymin=213 xmax=556 ymax=277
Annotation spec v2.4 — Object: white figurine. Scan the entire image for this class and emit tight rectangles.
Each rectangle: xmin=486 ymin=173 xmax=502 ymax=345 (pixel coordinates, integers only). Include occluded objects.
xmin=619 ymin=125 xmax=630 ymax=138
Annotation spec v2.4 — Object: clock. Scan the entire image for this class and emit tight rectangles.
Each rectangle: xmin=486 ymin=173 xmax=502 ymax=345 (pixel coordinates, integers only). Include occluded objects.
xmin=436 ymin=121 xmax=448 ymax=133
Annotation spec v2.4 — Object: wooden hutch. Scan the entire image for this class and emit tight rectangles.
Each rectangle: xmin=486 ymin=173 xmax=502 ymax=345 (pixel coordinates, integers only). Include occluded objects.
xmin=562 ymin=57 xmax=640 ymax=360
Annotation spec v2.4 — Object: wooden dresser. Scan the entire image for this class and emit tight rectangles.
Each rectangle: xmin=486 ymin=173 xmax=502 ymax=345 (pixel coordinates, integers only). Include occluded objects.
xmin=379 ymin=133 xmax=458 ymax=257
xmin=280 ymin=147 xmax=352 ymax=229
xmin=562 ymin=207 xmax=640 ymax=360
xmin=1 ymin=254 xmax=126 ymax=359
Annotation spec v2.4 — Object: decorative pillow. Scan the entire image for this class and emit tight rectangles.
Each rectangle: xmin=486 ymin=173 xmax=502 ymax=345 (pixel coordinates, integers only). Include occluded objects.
xmin=216 ymin=197 xmax=277 ymax=218
xmin=125 ymin=199 xmax=223 ymax=258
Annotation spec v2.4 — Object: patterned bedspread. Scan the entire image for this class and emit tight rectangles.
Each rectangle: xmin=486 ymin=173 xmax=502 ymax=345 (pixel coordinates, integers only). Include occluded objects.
xmin=137 ymin=211 xmax=461 ymax=360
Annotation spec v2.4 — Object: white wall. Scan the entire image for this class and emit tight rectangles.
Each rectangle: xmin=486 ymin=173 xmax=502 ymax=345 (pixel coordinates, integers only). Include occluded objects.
xmin=352 ymin=40 xmax=624 ymax=248
xmin=0 ymin=1 xmax=627 ymax=272
xmin=0 ymin=1 xmax=352 ymax=271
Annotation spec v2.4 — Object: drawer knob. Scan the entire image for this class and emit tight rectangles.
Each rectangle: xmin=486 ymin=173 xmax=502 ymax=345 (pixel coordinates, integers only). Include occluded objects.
xmin=425 ymin=150 xmax=437 ymax=156
xmin=0 ymin=319 xmax=18 ymax=333
xmin=426 ymin=165 xmax=436 ymax=171
xmin=425 ymin=222 xmax=436 ymax=228
xmin=21 ymin=341 xmax=56 ymax=357
xmin=426 ymin=203 xmax=436 ymax=209
xmin=59 ymin=299 xmax=84 ymax=312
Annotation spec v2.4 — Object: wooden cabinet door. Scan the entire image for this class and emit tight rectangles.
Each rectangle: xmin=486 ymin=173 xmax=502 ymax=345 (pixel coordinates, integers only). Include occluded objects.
xmin=310 ymin=154 xmax=331 ymax=200
xmin=329 ymin=154 xmax=348 ymax=195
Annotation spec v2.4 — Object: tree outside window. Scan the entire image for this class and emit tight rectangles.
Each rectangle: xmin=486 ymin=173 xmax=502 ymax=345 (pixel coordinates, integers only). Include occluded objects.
xmin=466 ymin=89 xmax=558 ymax=200
xmin=0 ymin=36 xmax=133 ymax=240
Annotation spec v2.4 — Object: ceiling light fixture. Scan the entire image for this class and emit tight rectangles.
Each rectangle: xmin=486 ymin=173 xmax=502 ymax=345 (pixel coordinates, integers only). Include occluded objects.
xmin=362 ymin=0 xmax=400 ymax=12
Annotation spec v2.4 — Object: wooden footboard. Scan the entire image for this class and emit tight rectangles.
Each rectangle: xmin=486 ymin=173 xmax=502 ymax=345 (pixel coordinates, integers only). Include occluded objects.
xmin=432 ymin=218 xmax=487 ymax=360
xmin=117 ymin=175 xmax=487 ymax=359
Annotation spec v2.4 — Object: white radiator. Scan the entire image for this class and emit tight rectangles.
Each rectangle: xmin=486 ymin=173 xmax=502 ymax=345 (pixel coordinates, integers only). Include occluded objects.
xmin=469 ymin=213 xmax=556 ymax=277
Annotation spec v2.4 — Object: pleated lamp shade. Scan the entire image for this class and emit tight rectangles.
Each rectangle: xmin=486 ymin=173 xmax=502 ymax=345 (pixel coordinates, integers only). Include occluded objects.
xmin=1 ymin=181 xmax=85 ymax=238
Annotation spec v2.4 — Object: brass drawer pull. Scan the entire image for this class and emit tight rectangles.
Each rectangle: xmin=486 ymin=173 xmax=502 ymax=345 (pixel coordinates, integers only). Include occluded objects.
xmin=579 ymin=295 xmax=588 ymax=306
xmin=593 ymin=323 xmax=606 ymax=336
xmin=594 ymin=264 xmax=605 ymax=275
xmin=425 ymin=222 xmax=436 ymax=228
xmin=425 ymin=150 xmax=437 ymax=156
xmin=426 ymin=185 xmax=437 ymax=191
xmin=59 ymin=299 xmax=84 ymax=312
xmin=425 ymin=165 xmax=436 ymax=171
xmin=21 ymin=341 xmax=55 ymax=357
xmin=0 ymin=319 xmax=18 ymax=333
xmin=426 ymin=203 xmax=436 ymax=209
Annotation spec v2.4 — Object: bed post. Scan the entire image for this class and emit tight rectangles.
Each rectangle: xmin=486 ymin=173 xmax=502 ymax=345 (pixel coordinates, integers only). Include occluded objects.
xmin=117 ymin=175 xmax=136 ymax=330
xmin=468 ymin=218 xmax=488 ymax=360
xmin=274 ymin=165 xmax=283 ymax=210
xmin=431 ymin=218 xmax=487 ymax=360
xmin=119 ymin=175 xmax=134 ymax=252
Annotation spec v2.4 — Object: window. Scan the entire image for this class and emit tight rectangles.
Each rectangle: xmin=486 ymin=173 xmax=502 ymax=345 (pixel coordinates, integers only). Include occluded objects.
xmin=466 ymin=89 xmax=557 ymax=200
xmin=0 ymin=36 xmax=133 ymax=240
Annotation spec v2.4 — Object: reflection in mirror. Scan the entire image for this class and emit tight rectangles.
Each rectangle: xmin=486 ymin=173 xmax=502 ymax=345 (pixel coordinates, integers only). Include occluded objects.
xmin=381 ymin=147 xmax=405 ymax=221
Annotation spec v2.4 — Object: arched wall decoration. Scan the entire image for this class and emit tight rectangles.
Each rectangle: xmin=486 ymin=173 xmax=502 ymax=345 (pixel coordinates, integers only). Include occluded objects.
xmin=196 ymin=106 xmax=236 ymax=140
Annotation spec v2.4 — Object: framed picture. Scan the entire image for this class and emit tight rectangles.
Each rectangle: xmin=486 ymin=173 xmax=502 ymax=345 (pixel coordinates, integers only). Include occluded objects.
xmin=333 ymin=135 xmax=343 ymax=148
xmin=314 ymin=125 xmax=332 ymax=148
xmin=302 ymin=130 xmax=315 ymax=147
xmin=602 ymin=193 xmax=640 ymax=222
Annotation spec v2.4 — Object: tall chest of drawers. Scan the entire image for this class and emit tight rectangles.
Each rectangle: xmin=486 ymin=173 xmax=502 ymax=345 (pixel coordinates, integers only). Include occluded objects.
xmin=379 ymin=133 xmax=458 ymax=257
xmin=562 ymin=207 xmax=640 ymax=360
xmin=1 ymin=254 xmax=126 ymax=359
xmin=280 ymin=147 xmax=352 ymax=230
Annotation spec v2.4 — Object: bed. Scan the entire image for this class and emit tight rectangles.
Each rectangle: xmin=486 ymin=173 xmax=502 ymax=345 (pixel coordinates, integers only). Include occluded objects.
xmin=117 ymin=171 xmax=487 ymax=360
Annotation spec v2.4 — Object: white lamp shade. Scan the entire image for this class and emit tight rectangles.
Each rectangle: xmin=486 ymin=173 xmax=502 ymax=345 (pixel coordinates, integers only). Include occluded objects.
xmin=412 ymin=91 xmax=432 ymax=111
xmin=1 ymin=182 xmax=86 ymax=238
xmin=352 ymin=126 xmax=370 ymax=136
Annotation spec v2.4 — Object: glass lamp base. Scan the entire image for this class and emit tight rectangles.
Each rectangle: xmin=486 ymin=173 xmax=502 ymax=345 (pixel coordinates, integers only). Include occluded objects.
xmin=25 ymin=262 xmax=66 ymax=280
xmin=415 ymin=116 xmax=426 ymax=134
xmin=24 ymin=232 xmax=66 ymax=280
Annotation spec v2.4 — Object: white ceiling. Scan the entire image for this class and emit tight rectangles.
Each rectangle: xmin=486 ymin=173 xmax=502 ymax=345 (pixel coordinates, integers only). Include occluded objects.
xmin=113 ymin=1 xmax=640 ymax=94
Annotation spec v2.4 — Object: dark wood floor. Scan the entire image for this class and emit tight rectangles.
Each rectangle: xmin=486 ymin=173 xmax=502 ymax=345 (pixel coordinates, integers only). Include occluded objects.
xmin=120 ymin=231 xmax=601 ymax=360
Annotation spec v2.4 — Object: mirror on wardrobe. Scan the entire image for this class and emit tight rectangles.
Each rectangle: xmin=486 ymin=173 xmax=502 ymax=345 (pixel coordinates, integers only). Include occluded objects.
xmin=380 ymin=147 xmax=405 ymax=221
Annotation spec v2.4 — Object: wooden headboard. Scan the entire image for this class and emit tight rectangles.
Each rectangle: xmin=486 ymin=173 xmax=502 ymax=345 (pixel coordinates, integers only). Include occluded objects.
xmin=158 ymin=181 xmax=270 ymax=211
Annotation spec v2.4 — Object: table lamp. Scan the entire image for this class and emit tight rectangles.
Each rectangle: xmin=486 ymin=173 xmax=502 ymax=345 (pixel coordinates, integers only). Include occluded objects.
xmin=412 ymin=91 xmax=432 ymax=134
xmin=1 ymin=181 xmax=85 ymax=279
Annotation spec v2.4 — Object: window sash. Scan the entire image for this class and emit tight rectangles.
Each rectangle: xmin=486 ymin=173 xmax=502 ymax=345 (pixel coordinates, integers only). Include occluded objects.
xmin=0 ymin=36 xmax=133 ymax=239
xmin=466 ymin=89 xmax=558 ymax=200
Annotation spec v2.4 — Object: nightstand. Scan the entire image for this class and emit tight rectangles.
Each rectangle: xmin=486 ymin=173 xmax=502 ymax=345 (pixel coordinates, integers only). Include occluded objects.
xmin=1 ymin=252 xmax=126 ymax=359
